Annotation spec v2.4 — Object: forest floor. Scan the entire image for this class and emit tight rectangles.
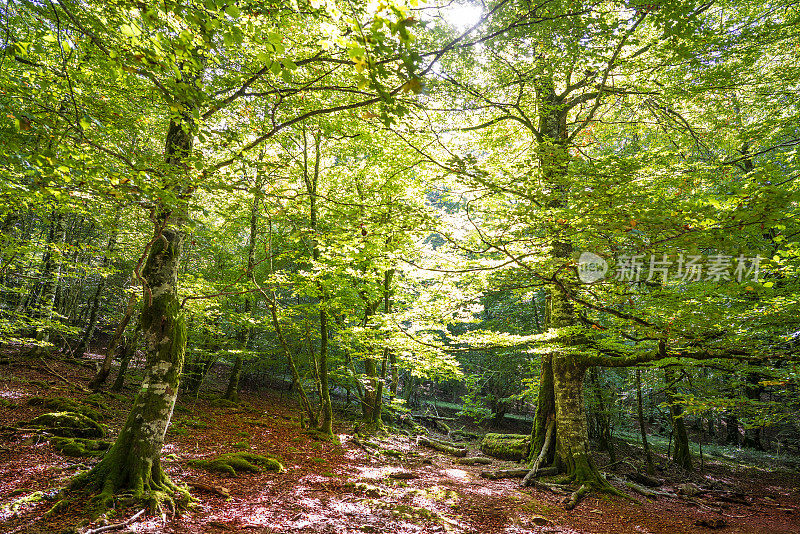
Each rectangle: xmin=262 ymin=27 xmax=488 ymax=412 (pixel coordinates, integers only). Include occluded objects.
xmin=1 ymin=350 xmax=799 ymax=534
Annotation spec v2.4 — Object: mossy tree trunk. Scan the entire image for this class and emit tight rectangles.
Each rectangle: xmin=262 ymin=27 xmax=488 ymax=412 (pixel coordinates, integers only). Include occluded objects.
xmin=636 ymin=369 xmax=655 ymax=475
xmin=71 ymin=113 xmax=194 ymax=508
xmin=110 ymin=336 xmax=136 ymax=392
xmin=742 ymin=372 xmax=764 ymax=450
xmin=33 ymin=210 xmax=66 ymax=347
xmin=525 ymin=80 xmax=617 ymax=494
xmin=302 ymin=129 xmax=333 ymax=437
xmin=665 ymin=364 xmax=692 ymax=470
xmin=72 ymin=225 xmax=188 ymax=507
xmin=90 ymin=293 xmax=137 ymax=390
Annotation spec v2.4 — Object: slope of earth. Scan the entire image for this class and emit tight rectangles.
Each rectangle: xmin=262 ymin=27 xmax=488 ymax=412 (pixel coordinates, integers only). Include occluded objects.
xmin=1 ymin=350 xmax=799 ymax=534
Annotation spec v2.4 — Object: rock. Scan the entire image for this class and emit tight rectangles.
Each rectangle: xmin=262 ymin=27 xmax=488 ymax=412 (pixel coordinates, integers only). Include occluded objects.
xmin=49 ymin=437 xmax=111 ymax=457
xmin=28 ymin=411 xmax=105 ymax=438
xmin=530 ymin=516 xmax=550 ymax=526
xmin=189 ymin=452 xmax=284 ymax=476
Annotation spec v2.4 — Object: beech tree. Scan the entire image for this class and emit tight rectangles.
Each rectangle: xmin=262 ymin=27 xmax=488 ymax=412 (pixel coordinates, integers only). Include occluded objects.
xmin=408 ymin=0 xmax=800 ymax=504
xmin=6 ymin=0 xmax=432 ymax=509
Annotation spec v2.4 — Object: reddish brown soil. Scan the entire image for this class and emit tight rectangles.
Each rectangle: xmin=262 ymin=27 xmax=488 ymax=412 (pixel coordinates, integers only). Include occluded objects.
xmin=1 ymin=353 xmax=799 ymax=534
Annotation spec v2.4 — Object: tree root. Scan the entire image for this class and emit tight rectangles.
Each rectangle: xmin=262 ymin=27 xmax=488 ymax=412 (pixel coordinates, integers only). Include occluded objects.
xmin=417 ymin=436 xmax=467 ymax=457
xmin=84 ymin=508 xmax=145 ymax=534
xmin=565 ymin=484 xmax=589 ymax=510
xmin=480 ymin=468 xmax=530 ymax=480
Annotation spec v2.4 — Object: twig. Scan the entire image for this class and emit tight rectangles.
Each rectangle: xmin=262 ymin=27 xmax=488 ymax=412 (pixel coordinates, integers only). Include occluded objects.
xmin=39 ymin=358 xmax=89 ymax=392
xmin=84 ymin=508 xmax=145 ymax=534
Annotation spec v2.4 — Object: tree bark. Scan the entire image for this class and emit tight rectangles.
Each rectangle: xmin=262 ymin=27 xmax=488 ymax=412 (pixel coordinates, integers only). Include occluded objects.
xmin=71 ymin=111 xmax=194 ymax=508
xmin=742 ymin=373 xmax=764 ymax=450
xmin=636 ymin=369 xmax=655 ymax=475
xmin=224 ymin=188 xmax=259 ymax=402
xmin=524 ymin=79 xmax=619 ymax=495
xmin=75 ymin=229 xmax=118 ymax=358
xmin=32 ymin=210 xmax=66 ymax=347
xmin=71 ymin=226 xmax=189 ymax=508
xmin=665 ymin=363 xmax=692 ymax=470
xmin=111 ymin=336 xmax=136 ymax=392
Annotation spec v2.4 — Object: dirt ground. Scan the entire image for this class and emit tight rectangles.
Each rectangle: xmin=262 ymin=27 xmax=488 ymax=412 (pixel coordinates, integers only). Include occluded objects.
xmin=1 ymin=352 xmax=799 ymax=534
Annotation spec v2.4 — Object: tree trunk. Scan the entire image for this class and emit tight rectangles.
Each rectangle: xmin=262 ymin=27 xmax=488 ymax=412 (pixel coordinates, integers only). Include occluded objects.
xmin=318 ymin=307 xmax=333 ymax=436
xmin=224 ymin=189 xmax=259 ymax=402
xmin=71 ymin=226 xmax=189 ymax=508
xmin=524 ymin=80 xmax=617 ymax=496
xmin=74 ymin=229 xmax=118 ymax=358
xmin=665 ymin=364 xmax=692 ymax=470
xmin=552 ymin=355 xmax=611 ymax=488
xmin=636 ymin=369 xmax=655 ymax=475
xmin=111 ymin=336 xmax=136 ymax=392
xmin=742 ymin=373 xmax=764 ymax=450
xmin=588 ymin=367 xmax=615 ymax=462
xmin=32 ymin=211 xmax=66 ymax=347
xmin=90 ymin=293 xmax=137 ymax=390
xmin=70 ymin=109 xmax=194 ymax=509
xmin=724 ymin=414 xmax=740 ymax=445
xmin=303 ymin=130 xmax=332 ymax=438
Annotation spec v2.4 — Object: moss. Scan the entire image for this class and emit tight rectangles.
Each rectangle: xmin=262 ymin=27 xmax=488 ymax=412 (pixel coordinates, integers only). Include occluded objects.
xmin=303 ymin=429 xmax=340 ymax=444
xmin=28 ymin=397 xmax=103 ymax=421
xmin=189 ymin=452 xmax=284 ymax=477
xmin=1 ymin=398 xmax=17 ymax=409
xmin=29 ymin=411 xmax=105 ymax=438
xmin=50 ymin=437 xmax=112 ymax=458
xmin=84 ymin=394 xmax=109 ymax=410
xmin=480 ymin=433 xmax=531 ymax=461
xmin=231 ymin=441 xmax=250 ymax=450
xmin=366 ymin=500 xmax=443 ymax=524
xmin=1 ymin=491 xmax=46 ymax=513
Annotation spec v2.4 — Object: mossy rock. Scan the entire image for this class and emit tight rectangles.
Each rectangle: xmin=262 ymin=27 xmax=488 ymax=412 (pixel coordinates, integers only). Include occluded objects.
xmin=479 ymin=433 xmax=530 ymax=461
xmin=189 ymin=452 xmax=284 ymax=477
xmin=28 ymin=397 xmax=103 ymax=421
xmin=50 ymin=437 xmax=112 ymax=457
xmin=28 ymin=411 xmax=105 ymax=438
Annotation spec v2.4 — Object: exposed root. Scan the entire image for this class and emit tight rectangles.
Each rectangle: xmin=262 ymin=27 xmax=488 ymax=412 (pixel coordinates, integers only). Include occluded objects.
xmin=522 ymin=418 xmax=555 ymax=487
xmin=565 ymin=484 xmax=589 ymax=510
xmin=84 ymin=508 xmax=145 ymax=534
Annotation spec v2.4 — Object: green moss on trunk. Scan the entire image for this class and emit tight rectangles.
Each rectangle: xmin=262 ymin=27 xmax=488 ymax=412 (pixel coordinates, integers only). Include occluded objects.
xmin=70 ymin=226 xmax=190 ymax=514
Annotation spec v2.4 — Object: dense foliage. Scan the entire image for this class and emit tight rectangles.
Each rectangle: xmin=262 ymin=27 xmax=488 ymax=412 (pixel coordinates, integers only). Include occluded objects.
xmin=2 ymin=0 xmax=799 ymax=508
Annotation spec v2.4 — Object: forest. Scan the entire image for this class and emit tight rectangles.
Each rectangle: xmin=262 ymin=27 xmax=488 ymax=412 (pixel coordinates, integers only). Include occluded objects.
xmin=1 ymin=0 xmax=799 ymax=533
